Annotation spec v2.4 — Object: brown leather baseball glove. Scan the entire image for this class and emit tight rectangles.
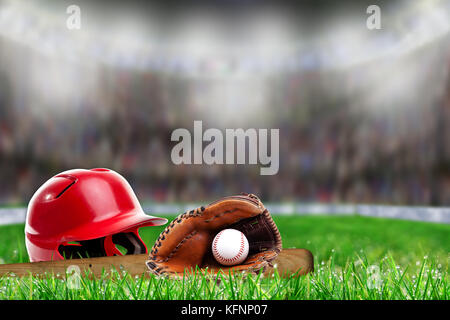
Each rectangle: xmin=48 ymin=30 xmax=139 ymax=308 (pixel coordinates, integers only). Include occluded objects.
xmin=146 ymin=193 xmax=282 ymax=277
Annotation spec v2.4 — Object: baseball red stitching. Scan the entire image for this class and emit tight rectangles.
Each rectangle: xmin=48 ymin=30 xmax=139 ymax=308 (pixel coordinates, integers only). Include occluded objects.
xmin=213 ymin=230 xmax=246 ymax=264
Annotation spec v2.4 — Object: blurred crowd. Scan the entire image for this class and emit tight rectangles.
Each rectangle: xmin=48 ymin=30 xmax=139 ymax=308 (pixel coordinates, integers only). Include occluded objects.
xmin=0 ymin=34 xmax=449 ymax=206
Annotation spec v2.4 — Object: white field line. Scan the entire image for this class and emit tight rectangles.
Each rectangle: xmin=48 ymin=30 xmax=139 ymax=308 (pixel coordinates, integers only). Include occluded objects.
xmin=0 ymin=203 xmax=449 ymax=226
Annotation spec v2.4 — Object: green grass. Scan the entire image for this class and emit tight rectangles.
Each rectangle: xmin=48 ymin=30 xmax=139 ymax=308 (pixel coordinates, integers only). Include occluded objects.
xmin=0 ymin=215 xmax=448 ymax=300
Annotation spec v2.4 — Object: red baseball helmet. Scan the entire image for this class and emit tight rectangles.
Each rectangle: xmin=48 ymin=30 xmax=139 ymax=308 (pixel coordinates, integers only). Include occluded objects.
xmin=25 ymin=168 xmax=168 ymax=262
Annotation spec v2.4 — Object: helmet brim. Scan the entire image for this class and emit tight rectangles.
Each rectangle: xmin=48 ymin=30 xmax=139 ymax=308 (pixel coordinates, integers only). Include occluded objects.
xmin=59 ymin=209 xmax=168 ymax=243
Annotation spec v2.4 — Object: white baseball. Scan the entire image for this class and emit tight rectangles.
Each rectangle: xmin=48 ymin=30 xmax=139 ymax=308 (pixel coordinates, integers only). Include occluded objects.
xmin=212 ymin=229 xmax=249 ymax=266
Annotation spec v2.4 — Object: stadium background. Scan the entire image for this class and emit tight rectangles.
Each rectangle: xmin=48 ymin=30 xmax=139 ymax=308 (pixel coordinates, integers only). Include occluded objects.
xmin=0 ymin=0 xmax=449 ymax=208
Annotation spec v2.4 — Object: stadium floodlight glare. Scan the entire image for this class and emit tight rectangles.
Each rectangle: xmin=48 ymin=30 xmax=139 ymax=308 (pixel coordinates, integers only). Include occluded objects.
xmin=248 ymin=13 xmax=297 ymax=60
xmin=0 ymin=0 xmax=449 ymax=74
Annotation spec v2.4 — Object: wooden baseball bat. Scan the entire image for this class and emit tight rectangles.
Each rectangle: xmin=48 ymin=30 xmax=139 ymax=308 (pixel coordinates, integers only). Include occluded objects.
xmin=0 ymin=248 xmax=313 ymax=278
